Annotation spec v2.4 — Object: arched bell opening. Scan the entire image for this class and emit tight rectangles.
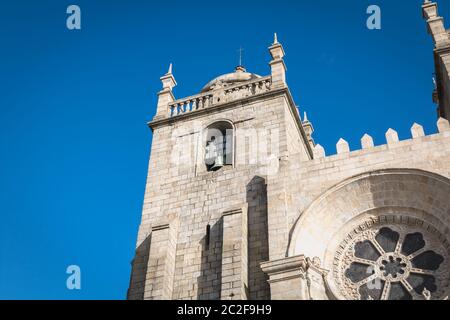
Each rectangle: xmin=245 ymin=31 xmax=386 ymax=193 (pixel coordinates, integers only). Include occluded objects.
xmin=204 ymin=121 xmax=234 ymax=172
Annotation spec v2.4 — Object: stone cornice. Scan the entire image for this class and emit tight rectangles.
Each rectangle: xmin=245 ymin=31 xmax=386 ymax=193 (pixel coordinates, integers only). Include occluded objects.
xmin=222 ymin=208 xmax=243 ymax=217
xmin=151 ymin=223 xmax=169 ymax=231
xmin=148 ymin=88 xmax=279 ymax=128
xmin=261 ymin=255 xmax=308 ymax=283
xmin=435 ymin=43 xmax=450 ymax=54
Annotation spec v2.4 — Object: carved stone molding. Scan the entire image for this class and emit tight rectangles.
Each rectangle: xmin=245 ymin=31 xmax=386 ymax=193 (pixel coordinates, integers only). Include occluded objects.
xmin=261 ymin=255 xmax=308 ymax=283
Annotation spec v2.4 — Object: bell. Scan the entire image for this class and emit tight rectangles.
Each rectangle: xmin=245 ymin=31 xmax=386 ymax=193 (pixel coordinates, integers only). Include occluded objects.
xmin=206 ymin=136 xmax=225 ymax=171
xmin=211 ymin=153 xmax=224 ymax=170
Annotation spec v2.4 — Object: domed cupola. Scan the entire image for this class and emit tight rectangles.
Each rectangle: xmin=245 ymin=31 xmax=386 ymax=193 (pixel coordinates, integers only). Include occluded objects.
xmin=201 ymin=66 xmax=261 ymax=93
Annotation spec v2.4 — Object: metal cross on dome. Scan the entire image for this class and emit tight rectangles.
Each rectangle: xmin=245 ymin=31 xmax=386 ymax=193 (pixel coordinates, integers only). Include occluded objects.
xmin=237 ymin=47 xmax=244 ymax=67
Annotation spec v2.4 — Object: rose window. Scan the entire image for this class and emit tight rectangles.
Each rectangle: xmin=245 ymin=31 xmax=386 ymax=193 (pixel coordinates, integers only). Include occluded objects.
xmin=335 ymin=223 xmax=449 ymax=300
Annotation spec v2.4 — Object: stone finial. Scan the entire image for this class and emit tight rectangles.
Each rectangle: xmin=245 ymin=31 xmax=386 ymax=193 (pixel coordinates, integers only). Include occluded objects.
xmin=411 ymin=123 xmax=425 ymax=138
xmin=155 ymin=63 xmax=177 ymax=119
xmin=302 ymin=111 xmax=315 ymax=148
xmin=160 ymin=63 xmax=177 ymax=91
xmin=422 ymin=1 xmax=449 ymax=46
xmin=385 ymin=128 xmax=399 ymax=144
xmin=336 ymin=138 xmax=350 ymax=154
xmin=269 ymin=33 xmax=286 ymax=88
xmin=361 ymin=134 xmax=374 ymax=149
xmin=437 ymin=117 xmax=450 ymax=132
xmin=273 ymin=33 xmax=279 ymax=45
xmin=302 ymin=112 xmax=315 ymax=148
xmin=313 ymin=144 xmax=325 ymax=159
xmin=269 ymin=34 xmax=285 ymax=59
xmin=422 ymin=1 xmax=438 ymax=19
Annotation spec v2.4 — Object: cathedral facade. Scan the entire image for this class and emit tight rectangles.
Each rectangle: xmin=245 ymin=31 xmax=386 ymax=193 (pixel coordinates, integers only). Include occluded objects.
xmin=127 ymin=1 xmax=450 ymax=300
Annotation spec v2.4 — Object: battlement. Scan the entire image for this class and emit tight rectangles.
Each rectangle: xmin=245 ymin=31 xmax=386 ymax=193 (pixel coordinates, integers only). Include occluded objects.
xmin=313 ymin=117 xmax=450 ymax=160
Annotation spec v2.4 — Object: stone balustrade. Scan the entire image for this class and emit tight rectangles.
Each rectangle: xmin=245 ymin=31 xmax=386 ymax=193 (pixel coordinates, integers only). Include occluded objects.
xmin=169 ymin=93 xmax=214 ymax=117
xmin=169 ymin=76 xmax=272 ymax=117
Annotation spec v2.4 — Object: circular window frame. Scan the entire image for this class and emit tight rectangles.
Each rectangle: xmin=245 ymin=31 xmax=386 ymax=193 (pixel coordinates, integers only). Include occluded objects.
xmin=330 ymin=215 xmax=450 ymax=300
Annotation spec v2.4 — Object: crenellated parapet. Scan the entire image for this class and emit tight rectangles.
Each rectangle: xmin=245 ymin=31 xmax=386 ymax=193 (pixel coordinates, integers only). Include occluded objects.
xmin=313 ymin=118 xmax=450 ymax=159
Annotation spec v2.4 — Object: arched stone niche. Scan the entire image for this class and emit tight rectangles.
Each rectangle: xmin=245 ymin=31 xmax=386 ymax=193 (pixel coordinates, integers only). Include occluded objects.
xmin=287 ymin=169 xmax=450 ymax=300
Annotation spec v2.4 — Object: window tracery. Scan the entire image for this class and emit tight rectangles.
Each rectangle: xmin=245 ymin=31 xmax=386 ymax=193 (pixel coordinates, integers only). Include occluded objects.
xmin=334 ymin=219 xmax=449 ymax=300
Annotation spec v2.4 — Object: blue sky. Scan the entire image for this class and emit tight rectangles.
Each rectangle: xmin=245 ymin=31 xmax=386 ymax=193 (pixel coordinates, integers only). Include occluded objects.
xmin=0 ymin=0 xmax=448 ymax=299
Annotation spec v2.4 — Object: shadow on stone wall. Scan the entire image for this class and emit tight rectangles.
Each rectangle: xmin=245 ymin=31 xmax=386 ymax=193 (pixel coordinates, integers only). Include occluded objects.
xmin=197 ymin=219 xmax=223 ymax=300
xmin=247 ymin=176 xmax=270 ymax=300
xmin=127 ymin=235 xmax=151 ymax=300
xmin=128 ymin=175 xmax=270 ymax=300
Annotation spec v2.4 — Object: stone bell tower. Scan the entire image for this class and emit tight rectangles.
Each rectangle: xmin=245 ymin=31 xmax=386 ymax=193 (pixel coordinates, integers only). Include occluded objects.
xmin=127 ymin=34 xmax=313 ymax=300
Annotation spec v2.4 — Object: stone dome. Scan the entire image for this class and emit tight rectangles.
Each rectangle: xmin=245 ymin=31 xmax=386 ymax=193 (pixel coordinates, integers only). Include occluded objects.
xmin=201 ymin=66 xmax=261 ymax=92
